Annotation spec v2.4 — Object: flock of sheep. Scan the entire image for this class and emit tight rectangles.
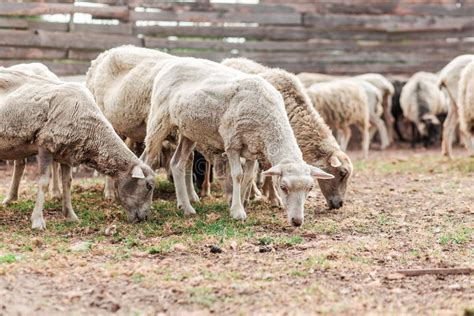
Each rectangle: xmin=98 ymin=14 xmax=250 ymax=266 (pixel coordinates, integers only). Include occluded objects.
xmin=0 ymin=46 xmax=472 ymax=230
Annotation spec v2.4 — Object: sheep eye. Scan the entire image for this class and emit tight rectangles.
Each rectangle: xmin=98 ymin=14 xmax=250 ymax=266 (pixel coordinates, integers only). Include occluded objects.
xmin=146 ymin=182 xmax=153 ymax=191
xmin=280 ymin=186 xmax=288 ymax=194
xmin=339 ymin=170 xmax=347 ymax=178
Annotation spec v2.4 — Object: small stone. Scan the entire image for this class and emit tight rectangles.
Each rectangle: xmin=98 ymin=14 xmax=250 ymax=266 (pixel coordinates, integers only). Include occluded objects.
xmin=210 ymin=245 xmax=222 ymax=254
xmin=229 ymin=240 xmax=238 ymax=251
xmin=259 ymin=246 xmax=272 ymax=253
xmin=104 ymin=224 xmax=117 ymax=236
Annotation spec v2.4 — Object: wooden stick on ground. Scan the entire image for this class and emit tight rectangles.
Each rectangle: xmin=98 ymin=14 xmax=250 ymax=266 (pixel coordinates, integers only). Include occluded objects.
xmin=395 ymin=268 xmax=472 ymax=277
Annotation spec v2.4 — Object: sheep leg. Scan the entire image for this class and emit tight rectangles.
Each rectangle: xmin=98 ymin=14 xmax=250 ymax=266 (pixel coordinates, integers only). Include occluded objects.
xmin=199 ymin=161 xmax=212 ymax=197
xmin=141 ymin=113 xmax=173 ymax=170
xmin=31 ymin=148 xmax=53 ymax=230
xmin=60 ymin=164 xmax=78 ymax=222
xmin=262 ymin=176 xmax=271 ymax=198
xmin=441 ymin=105 xmax=458 ymax=159
xmin=268 ymin=177 xmax=283 ymax=207
xmin=240 ymin=159 xmax=257 ymax=205
xmin=171 ymin=136 xmax=197 ymax=215
xmin=361 ymin=123 xmax=370 ymax=159
xmin=2 ymin=158 xmax=26 ymax=206
xmin=227 ymin=150 xmax=246 ymax=220
xmin=185 ymin=151 xmax=200 ymax=203
xmin=249 ymin=180 xmax=262 ymax=199
xmin=50 ymin=161 xmax=61 ymax=199
xmin=339 ymin=127 xmax=352 ymax=151
xmin=383 ymin=96 xmax=396 ymax=143
xmin=370 ymin=114 xmax=390 ymax=150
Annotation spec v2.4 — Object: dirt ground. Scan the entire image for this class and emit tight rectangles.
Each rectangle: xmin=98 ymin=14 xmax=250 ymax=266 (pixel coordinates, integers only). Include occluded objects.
xmin=0 ymin=147 xmax=472 ymax=315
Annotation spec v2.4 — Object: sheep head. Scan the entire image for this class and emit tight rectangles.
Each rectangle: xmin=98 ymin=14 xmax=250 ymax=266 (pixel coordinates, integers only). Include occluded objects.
xmin=262 ymin=160 xmax=333 ymax=227
xmin=114 ymin=164 xmax=156 ymax=222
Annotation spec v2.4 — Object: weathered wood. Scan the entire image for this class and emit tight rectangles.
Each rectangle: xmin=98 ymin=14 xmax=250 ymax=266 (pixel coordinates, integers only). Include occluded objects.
xmin=395 ymin=268 xmax=472 ymax=276
xmin=130 ymin=10 xmax=302 ymax=25
xmin=0 ymin=59 xmax=89 ymax=75
xmin=0 ymin=3 xmax=129 ymax=20
xmin=0 ymin=29 xmax=142 ymax=50
xmin=0 ymin=47 xmax=66 ymax=59
xmin=264 ymin=1 xmax=474 ymax=17
xmin=304 ymin=13 xmax=474 ymax=31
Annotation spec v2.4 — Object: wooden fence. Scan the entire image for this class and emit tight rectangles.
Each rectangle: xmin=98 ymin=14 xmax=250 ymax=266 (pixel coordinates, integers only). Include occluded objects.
xmin=0 ymin=0 xmax=474 ymax=76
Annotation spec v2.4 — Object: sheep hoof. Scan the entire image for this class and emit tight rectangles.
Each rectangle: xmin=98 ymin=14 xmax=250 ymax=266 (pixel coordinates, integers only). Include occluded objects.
xmin=181 ymin=205 xmax=196 ymax=216
xmin=189 ymin=192 xmax=200 ymax=203
xmin=31 ymin=217 xmax=46 ymax=230
xmin=230 ymin=207 xmax=247 ymax=220
xmin=64 ymin=209 xmax=79 ymax=222
xmin=2 ymin=196 xmax=16 ymax=206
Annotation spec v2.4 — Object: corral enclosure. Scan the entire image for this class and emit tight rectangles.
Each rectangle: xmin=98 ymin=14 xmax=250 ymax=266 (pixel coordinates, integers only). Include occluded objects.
xmin=1 ymin=0 xmax=474 ymax=75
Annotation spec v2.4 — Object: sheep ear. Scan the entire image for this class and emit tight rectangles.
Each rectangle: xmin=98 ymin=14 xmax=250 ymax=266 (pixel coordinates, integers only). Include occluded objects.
xmin=262 ymin=165 xmax=282 ymax=177
xmin=309 ymin=165 xmax=334 ymax=179
xmin=329 ymin=155 xmax=342 ymax=168
xmin=131 ymin=165 xmax=145 ymax=179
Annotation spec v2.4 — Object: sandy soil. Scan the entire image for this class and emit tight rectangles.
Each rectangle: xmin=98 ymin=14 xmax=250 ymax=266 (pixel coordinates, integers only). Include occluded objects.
xmin=0 ymin=147 xmax=472 ymax=315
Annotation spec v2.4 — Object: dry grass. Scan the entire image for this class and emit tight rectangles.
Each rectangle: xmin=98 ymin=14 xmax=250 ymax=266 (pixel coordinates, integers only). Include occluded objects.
xmin=0 ymin=148 xmax=472 ymax=315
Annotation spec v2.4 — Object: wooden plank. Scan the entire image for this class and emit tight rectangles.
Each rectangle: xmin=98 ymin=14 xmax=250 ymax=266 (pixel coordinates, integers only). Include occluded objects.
xmin=0 ymin=17 xmax=29 ymax=29
xmin=127 ymin=1 xmax=296 ymax=14
xmin=0 ymin=47 xmax=67 ymax=59
xmin=265 ymin=2 xmax=474 ymax=17
xmin=68 ymin=49 xmax=102 ymax=61
xmin=0 ymin=29 xmax=142 ymax=50
xmin=22 ymin=20 xmax=133 ymax=35
xmin=144 ymin=37 xmax=310 ymax=52
xmin=130 ymin=10 xmax=302 ymax=25
xmin=135 ymin=24 xmax=474 ymax=42
xmin=304 ymin=13 xmax=474 ymax=31
xmin=0 ymin=59 xmax=89 ymax=76
xmin=0 ymin=3 xmax=129 ymax=20
xmin=134 ymin=25 xmax=313 ymax=41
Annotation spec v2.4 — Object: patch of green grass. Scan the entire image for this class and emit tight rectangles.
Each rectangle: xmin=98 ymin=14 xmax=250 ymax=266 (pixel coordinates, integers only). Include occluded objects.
xmin=438 ymin=226 xmax=472 ymax=245
xmin=0 ymin=254 xmax=17 ymax=264
xmin=258 ymin=236 xmax=273 ymax=245
xmin=156 ymin=179 xmax=175 ymax=193
xmin=276 ymin=235 xmax=303 ymax=246
xmin=187 ymin=286 xmax=217 ymax=307
xmin=303 ymin=255 xmax=332 ymax=270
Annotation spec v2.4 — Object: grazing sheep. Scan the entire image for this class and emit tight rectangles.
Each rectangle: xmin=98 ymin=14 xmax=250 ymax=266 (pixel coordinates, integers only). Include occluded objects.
xmin=0 ymin=68 xmax=155 ymax=229
xmin=141 ymin=56 xmax=334 ymax=227
xmin=458 ymin=61 xmax=474 ymax=155
xmin=438 ymin=54 xmax=474 ymax=158
xmin=354 ymin=79 xmax=391 ymax=149
xmin=400 ymin=72 xmax=448 ymax=147
xmin=1 ymin=63 xmax=62 ymax=206
xmin=86 ymin=45 xmax=179 ymax=199
xmin=297 ymin=72 xmax=392 ymax=149
xmin=355 ymin=73 xmax=396 ymax=143
xmin=307 ymin=80 xmax=371 ymax=158
xmin=222 ymin=57 xmax=353 ymax=209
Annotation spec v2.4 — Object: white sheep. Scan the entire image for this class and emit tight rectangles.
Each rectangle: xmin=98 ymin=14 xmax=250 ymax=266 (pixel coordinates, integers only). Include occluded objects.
xmin=458 ymin=61 xmax=474 ymax=155
xmin=438 ymin=54 xmax=474 ymax=158
xmin=297 ymin=72 xmax=392 ymax=149
xmin=0 ymin=68 xmax=155 ymax=229
xmin=307 ymin=80 xmax=371 ymax=158
xmin=400 ymin=71 xmax=448 ymax=146
xmin=86 ymin=46 xmax=180 ymax=199
xmin=1 ymin=63 xmax=62 ymax=206
xmin=355 ymin=73 xmax=396 ymax=143
xmin=222 ymin=57 xmax=353 ymax=209
xmin=141 ymin=56 xmax=334 ymax=227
